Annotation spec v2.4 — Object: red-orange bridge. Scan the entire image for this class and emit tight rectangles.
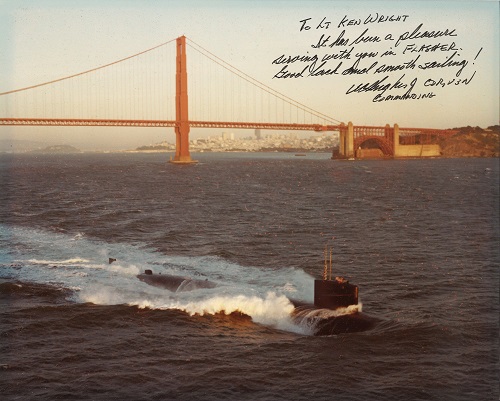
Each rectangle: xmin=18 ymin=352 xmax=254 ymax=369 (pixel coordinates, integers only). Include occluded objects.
xmin=0 ymin=36 xmax=456 ymax=162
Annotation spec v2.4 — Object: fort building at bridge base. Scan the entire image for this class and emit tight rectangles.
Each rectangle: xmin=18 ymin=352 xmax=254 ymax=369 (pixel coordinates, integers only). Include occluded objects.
xmin=333 ymin=122 xmax=451 ymax=160
xmin=352 ymin=144 xmax=442 ymax=159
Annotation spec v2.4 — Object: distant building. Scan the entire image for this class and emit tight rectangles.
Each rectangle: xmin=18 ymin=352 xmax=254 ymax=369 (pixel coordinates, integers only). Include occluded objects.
xmin=222 ymin=132 xmax=234 ymax=141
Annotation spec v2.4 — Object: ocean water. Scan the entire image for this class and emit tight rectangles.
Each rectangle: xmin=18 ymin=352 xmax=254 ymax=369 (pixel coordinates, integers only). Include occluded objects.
xmin=0 ymin=152 xmax=498 ymax=401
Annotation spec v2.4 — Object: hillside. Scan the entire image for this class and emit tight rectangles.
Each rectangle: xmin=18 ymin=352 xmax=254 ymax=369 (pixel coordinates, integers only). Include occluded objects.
xmin=30 ymin=145 xmax=82 ymax=154
xmin=439 ymin=125 xmax=499 ymax=158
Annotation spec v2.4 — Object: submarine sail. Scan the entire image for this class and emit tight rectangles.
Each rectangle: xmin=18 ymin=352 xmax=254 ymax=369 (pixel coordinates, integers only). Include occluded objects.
xmin=313 ymin=245 xmax=359 ymax=309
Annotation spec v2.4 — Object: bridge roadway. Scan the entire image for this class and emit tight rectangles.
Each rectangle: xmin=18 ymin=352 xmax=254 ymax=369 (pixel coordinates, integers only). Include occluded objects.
xmin=0 ymin=116 xmax=457 ymax=159
xmin=0 ymin=118 xmax=341 ymax=132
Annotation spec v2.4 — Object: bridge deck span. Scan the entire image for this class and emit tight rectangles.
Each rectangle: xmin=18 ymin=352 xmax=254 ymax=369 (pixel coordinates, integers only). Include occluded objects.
xmin=0 ymin=118 xmax=342 ymax=132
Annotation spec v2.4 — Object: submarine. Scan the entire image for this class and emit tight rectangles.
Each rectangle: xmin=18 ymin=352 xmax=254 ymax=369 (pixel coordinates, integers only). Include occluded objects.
xmin=135 ymin=247 xmax=376 ymax=335
xmin=137 ymin=269 xmax=217 ymax=292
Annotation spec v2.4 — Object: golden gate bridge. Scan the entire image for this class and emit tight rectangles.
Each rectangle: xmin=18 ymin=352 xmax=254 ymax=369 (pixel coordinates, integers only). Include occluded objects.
xmin=0 ymin=36 xmax=456 ymax=162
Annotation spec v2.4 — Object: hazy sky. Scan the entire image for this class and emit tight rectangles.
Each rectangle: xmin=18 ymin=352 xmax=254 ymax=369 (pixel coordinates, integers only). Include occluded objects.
xmin=0 ymin=0 xmax=498 ymax=150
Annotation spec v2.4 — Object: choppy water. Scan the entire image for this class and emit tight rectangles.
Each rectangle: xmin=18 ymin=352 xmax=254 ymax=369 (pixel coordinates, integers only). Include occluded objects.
xmin=0 ymin=152 xmax=498 ymax=400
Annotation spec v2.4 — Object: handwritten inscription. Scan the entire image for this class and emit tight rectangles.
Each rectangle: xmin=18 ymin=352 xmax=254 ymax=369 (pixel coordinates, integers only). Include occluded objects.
xmin=272 ymin=15 xmax=482 ymax=102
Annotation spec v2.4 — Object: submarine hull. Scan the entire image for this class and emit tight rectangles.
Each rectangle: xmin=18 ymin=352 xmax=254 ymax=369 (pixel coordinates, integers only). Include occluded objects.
xmin=137 ymin=271 xmax=375 ymax=335
xmin=311 ymin=312 xmax=376 ymax=336
xmin=137 ymin=271 xmax=217 ymax=292
xmin=291 ymin=302 xmax=376 ymax=335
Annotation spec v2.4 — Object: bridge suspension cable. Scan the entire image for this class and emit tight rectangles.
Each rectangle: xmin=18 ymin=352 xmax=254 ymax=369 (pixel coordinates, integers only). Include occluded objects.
xmin=0 ymin=38 xmax=178 ymax=123
xmin=1 ymin=35 xmax=343 ymax=130
xmin=0 ymin=38 xmax=177 ymax=97
xmin=186 ymin=37 xmax=342 ymax=126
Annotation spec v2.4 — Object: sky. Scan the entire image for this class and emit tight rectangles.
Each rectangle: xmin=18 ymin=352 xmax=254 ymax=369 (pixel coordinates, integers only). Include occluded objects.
xmin=0 ymin=0 xmax=498 ymax=150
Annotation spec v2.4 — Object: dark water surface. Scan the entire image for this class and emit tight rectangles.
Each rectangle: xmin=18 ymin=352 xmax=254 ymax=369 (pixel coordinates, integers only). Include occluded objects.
xmin=1 ymin=152 xmax=498 ymax=400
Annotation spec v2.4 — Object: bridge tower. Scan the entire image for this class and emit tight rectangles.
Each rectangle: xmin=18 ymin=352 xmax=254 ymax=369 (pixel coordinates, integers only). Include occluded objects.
xmin=338 ymin=121 xmax=355 ymax=159
xmin=170 ymin=36 xmax=197 ymax=164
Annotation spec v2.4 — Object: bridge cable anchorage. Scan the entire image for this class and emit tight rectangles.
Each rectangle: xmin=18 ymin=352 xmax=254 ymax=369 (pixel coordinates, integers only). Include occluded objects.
xmin=0 ymin=38 xmax=177 ymax=96
xmin=185 ymin=37 xmax=342 ymax=125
